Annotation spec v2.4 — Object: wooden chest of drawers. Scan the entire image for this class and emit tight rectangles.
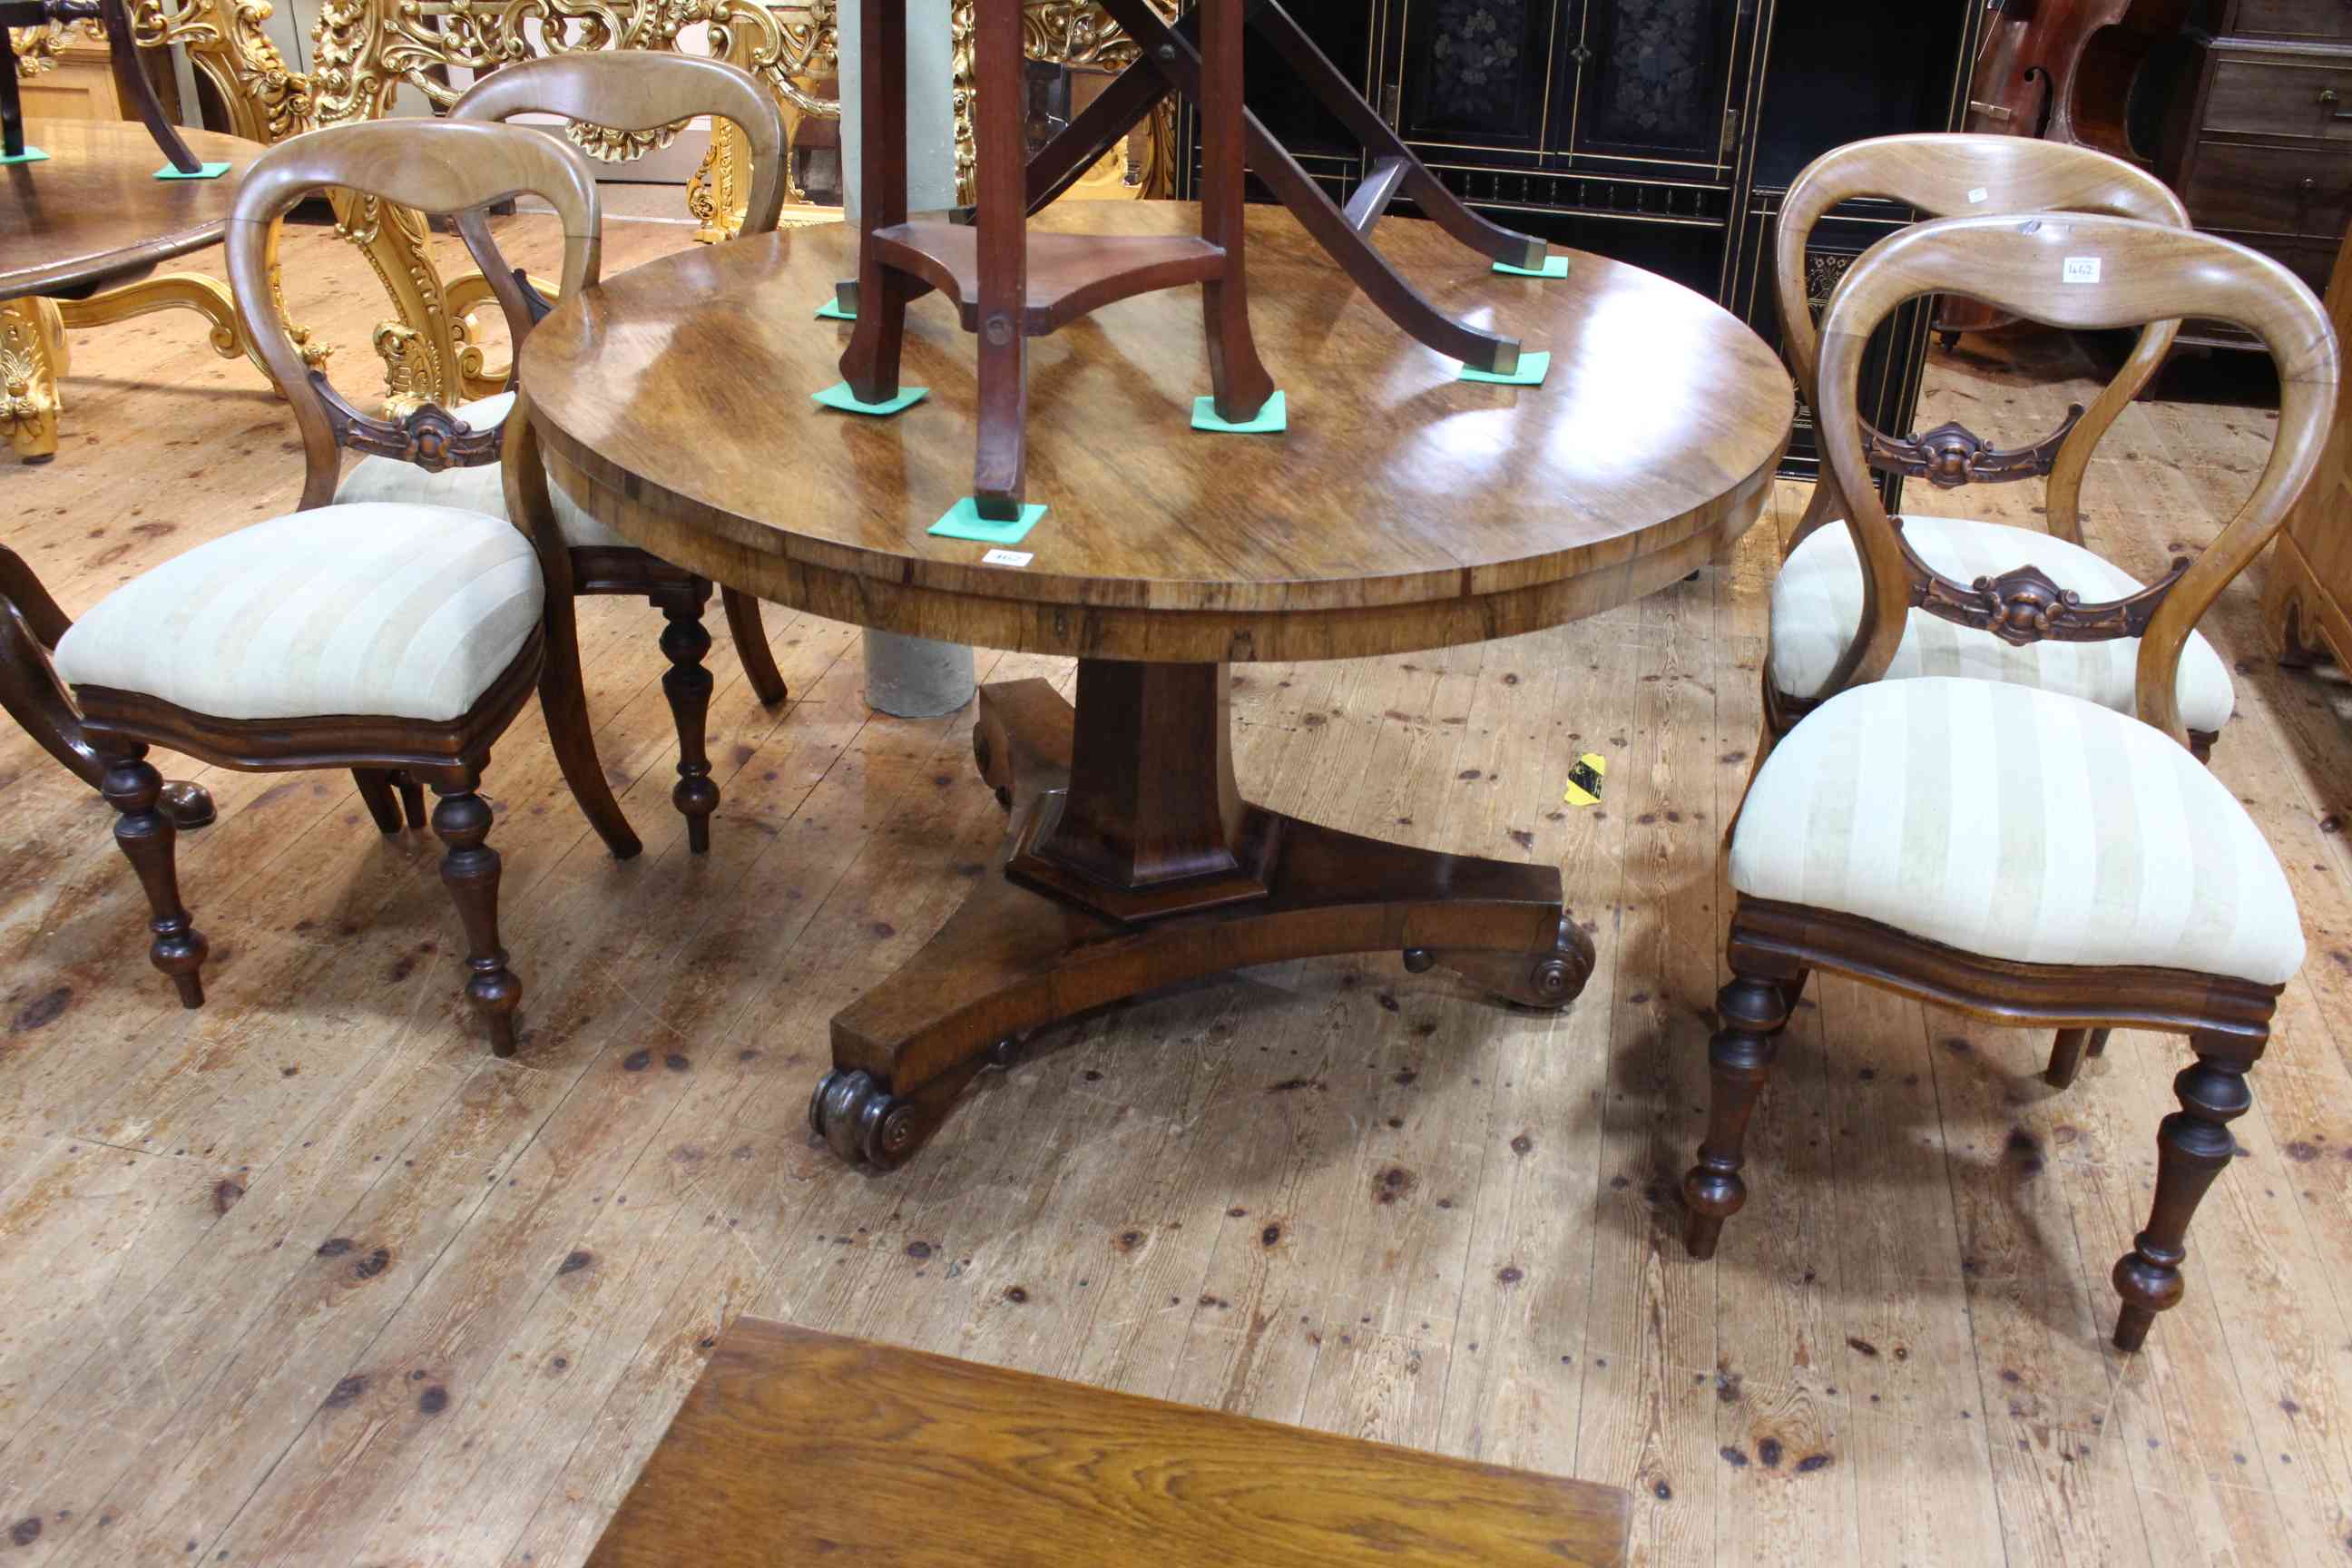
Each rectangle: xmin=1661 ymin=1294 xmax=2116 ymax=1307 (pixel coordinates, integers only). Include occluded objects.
xmin=2166 ymin=0 xmax=2352 ymax=345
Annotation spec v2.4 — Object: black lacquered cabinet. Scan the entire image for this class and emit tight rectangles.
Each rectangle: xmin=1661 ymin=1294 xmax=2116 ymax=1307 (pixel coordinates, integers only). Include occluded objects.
xmin=1388 ymin=0 xmax=1561 ymax=154
xmin=1564 ymin=0 xmax=1745 ymax=166
xmin=1182 ymin=0 xmax=1988 ymax=485
xmin=1382 ymin=0 xmax=1747 ymax=171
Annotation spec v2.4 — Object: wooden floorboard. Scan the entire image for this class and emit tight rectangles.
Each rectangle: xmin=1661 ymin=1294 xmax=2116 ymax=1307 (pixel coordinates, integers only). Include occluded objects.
xmin=2 ymin=213 xmax=2348 ymax=1566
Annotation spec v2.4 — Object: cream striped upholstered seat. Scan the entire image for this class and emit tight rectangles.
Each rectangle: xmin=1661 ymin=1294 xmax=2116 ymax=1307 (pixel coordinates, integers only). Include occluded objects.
xmin=1730 ymin=677 xmax=2303 ymax=985
xmin=332 ymin=393 xmax=630 ymax=550
xmin=1769 ymin=514 xmax=2237 ymax=735
xmin=53 ymin=503 xmax=544 ymax=723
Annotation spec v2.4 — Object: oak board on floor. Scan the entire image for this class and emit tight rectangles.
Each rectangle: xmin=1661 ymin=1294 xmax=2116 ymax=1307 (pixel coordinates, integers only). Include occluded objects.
xmin=1 ymin=211 xmax=2349 ymax=1566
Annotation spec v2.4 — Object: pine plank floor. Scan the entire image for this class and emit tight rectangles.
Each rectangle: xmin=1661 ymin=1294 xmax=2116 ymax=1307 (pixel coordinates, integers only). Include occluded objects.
xmin=2 ymin=209 xmax=2350 ymax=1567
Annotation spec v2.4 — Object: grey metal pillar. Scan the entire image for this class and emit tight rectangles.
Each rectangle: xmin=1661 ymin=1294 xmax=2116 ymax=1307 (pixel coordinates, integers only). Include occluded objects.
xmin=840 ymin=0 xmax=976 ymax=719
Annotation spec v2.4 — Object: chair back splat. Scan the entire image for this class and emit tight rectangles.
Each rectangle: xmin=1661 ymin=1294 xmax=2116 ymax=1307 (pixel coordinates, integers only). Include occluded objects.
xmin=1777 ymin=133 xmax=2188 ymax=549
xmin=1811 ymin=212 xmax=2337 ymax=749
xmin=225 ymin=119 xmax=603 ymax=511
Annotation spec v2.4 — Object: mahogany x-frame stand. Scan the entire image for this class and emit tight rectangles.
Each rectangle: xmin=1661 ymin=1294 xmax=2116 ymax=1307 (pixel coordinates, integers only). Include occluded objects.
xmin=837 ymin=0 xmax=1545 ymax=380
xmin=808 ymin=663 xmax=1594 ymax=1169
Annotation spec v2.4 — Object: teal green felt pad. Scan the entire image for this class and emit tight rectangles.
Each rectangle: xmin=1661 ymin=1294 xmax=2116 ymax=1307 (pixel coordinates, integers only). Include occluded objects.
xmin=1493 ymin=254 xmax=1569 ymax=278
xmin=155 ymin=161 xmax=232 ymax=181
xmin=1191 ymin=388 xmax=1286 ymax=434
xmin=929 ymin=497 xmax=1047 ymax=544
xmin=811 ymin=381 xmax=926 ymax=416
xmin=1458 ymin=350 xmax=1550 ymax=387
xmin=0 ymin=147 xmax=50 ymax=165
xmin=814 ymin=297 xmax=855 ymax=320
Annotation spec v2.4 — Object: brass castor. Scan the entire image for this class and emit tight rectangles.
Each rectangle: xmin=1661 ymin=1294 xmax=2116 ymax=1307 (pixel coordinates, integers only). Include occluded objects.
xmin=808 ymin=1068 xmax=919 ymax=1169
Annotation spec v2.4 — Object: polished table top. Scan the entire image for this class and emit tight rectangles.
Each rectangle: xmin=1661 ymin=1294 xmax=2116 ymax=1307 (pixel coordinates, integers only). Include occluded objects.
xmin=585 ymin=1319 xmax=1630 ymax=1568
xmin=1 ymin=119 xmax=262 ymax=297
xmin=520 ymin=203 xmax=1795 ymax=662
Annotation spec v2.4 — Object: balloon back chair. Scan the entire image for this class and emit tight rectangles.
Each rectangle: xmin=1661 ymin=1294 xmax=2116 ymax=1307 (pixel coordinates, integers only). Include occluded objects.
xmin=1768 ymin=135 xmax=2235 ymax=761
xmin=327 ymin=53 xmax=797 ymax=858
xmin=1687 ymin=211 xmax=2336 ymax=1353
xmin=25 ymin=119 xmax=612 ymax=1057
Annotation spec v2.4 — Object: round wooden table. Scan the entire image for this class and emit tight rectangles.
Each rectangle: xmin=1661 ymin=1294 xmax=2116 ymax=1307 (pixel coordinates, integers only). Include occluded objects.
xmin=521 ymin=203 xmax=1794 ymax=1167
xmin=1 ymin=117 xmax=260 ymax=299
xmin=2 ymin=118 xmax=261 ymax=828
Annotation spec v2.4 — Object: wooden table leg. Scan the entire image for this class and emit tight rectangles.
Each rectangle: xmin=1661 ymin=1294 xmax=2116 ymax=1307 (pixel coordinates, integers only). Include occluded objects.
xmin=810 ymin=662 xmax=1593 ymax=1168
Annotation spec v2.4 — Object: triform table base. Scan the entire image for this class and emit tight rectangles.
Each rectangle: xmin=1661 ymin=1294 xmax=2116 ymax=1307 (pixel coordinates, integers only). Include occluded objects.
xmin=809 ymin=660 xmax=1594 ymax=1168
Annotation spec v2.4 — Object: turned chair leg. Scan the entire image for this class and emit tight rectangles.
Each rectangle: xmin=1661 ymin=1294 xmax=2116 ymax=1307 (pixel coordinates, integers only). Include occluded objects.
xmin=1681 ymin=971 xmax=1792 ymax=1259
xmin=102 ymin=752 xmax=207 ymax=1007
xmin=356 ymin=769 xmax=431 ymax=834
xmin=395 ymin=770 xmax=426 ymax=828
xmin=2045 ymin=1026 xmax=2112 ymax=1089
xmin=2112 ymin=1047 xmax=2252 ymax=1350
xmin=658 ymin=586 xmax=719 ymax=854
xmin=431 ymin=776 xmax=521 ymax=1056
xmin=720 ymin=585 xmax=788 ymax=707
xmin=353 ymin=768 xmax=404 ymax=834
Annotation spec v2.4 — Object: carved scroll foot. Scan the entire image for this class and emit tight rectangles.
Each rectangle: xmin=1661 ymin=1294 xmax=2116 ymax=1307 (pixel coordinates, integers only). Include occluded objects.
xmin=1402 ymin=914 xmax=1595 ymax=1010
xmin=3 ymin=296 xmax=64 ymax=463
xmin=54 ymin=273 xmax=263 ymax=380
xmin=808 ymin=1040 xmax=1020 ymax=1172
xmin=808 ymin=1069 xmax=920 ymax=1169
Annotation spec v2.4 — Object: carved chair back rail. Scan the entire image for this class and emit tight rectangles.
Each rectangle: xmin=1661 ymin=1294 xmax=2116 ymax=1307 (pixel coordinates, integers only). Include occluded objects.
xmin=1776 ymin=132 xmax=2190 ymax=551
xmin=1686 ymin=211 xmax=2336 ymax=1357
xmin=228 ymin=119 xmax=603 ymax=513
xmin=1812 ymin=212 xmax=2335 ymax=747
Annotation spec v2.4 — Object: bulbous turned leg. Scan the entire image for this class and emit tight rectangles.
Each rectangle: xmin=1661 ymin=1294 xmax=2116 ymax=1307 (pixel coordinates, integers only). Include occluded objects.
xmin=659 ymin=590 xmax=719 ymax=855
xmin=2113 ymin=1051 xmax=2251 ymax=1351
xmin=103 ymin=753 xmax=207 ymax=1007
xmin=1681 ymin=972 xmax=1790 ymax=1259
xmin=432 ymin=781 xmax=521 ymax=1057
